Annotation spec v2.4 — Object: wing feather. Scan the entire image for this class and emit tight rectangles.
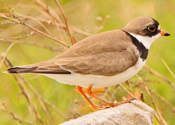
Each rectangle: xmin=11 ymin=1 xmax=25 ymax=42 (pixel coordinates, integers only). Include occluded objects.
xmin=55 ymin=50 xmax=138 ymax=76
xmin=8 ymin=30 xmax=138 ymax=76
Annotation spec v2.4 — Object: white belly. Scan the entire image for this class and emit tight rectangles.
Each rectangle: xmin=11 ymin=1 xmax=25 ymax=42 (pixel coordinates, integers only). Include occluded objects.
xmin=43 ymin=58 xmax=146 ymax=88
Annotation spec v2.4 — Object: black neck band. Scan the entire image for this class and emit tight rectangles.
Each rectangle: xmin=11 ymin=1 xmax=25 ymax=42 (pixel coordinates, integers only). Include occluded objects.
xmin=123 ymin=30 xmax=149 ymax=61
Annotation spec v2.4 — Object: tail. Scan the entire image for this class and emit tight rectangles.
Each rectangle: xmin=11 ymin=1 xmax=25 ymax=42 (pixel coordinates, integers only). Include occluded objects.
xmin=7 ymin=67 xmax=38 ymax=73
xmin=7 ymin=66 xmax=71 ymax=74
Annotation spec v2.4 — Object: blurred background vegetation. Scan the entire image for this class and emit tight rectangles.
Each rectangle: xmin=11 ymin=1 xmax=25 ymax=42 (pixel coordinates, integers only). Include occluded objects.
xmin=0 ymin=0 xmax=175 ymax=125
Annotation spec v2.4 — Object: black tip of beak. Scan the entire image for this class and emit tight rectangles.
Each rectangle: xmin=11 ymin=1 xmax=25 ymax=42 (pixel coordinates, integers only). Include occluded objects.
xmin=161 ymin=30 xmax=171 ymax=36
xmin=164 ymin=32 xmax=170 ymax=36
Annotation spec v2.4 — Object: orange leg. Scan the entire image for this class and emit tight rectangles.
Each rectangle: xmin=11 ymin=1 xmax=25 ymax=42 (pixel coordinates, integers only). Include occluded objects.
xmin=76 ymin=86 xmax=106 ymax=110
xmin=85 ymin=85 xmax=115 ymax=107
xmin=76 ymin=85 xmax=135 ymax=110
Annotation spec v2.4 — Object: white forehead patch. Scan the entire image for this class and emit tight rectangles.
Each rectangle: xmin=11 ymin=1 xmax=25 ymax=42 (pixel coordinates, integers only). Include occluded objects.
xmin=158 ymin=25 xmax=161 ymax=30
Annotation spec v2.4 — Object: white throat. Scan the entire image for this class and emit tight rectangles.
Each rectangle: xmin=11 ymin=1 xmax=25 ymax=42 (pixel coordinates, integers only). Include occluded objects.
xmin=128 ymin=33 xmax=161 ymax=49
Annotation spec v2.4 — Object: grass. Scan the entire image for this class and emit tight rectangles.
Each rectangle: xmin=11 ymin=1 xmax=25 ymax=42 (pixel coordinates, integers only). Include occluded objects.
xmin=0 ymin=0 xmax=175 ymax=125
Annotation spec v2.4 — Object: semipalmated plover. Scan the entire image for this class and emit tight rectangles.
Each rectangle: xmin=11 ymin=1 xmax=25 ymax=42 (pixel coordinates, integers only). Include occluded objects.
xmin=7 ymin=16 xmax=170 ymax=109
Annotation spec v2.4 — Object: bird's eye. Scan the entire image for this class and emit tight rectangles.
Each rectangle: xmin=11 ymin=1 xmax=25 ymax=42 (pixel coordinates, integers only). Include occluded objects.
xmin=147 ymin=25 xmax=156 ymax=32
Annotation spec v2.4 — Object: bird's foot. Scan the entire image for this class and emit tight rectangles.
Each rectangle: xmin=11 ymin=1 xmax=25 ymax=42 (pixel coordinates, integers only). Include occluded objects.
xmin=76 ymin=85 xmax=115 ymax=110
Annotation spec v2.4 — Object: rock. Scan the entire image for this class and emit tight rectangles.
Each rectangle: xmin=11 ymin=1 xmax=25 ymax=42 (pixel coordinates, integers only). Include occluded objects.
xmin=60 ymin=100 xmax=154 ymax=125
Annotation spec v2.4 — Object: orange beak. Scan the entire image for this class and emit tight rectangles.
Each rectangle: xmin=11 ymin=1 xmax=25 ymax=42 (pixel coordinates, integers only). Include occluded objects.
xmin=160 ymin=30 xmax=170 ymax=36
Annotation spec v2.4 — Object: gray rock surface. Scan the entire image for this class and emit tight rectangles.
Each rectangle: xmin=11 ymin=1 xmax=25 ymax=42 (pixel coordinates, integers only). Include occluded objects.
xmin=60 ymin=100 xmax=154 ymax=125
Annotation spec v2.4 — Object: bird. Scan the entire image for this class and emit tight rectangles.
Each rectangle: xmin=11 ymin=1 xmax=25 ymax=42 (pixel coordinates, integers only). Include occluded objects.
xmin=7 ymin=16 xmax=170 ymax=110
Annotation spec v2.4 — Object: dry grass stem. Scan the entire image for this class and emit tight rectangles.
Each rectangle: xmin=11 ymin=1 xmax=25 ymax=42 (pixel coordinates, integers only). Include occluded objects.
xmin=34 ymin=0 xmax=62 ymax=24
xmin=3 ymin=56 xmax=67 ymax=122
xmin=106 ymin=86 xmax=120 ymax=102
xmin=154 ymin=115 xmax=164 ymax=125
xmin=34 ymin=0 xmax=69 ymax=43
xmin=137 ymin=75 xmax=167 ymax=125
xmin=119 ymin=84 xmax=136 ymax=99
xmin=0 ymin=104 xmax=32 ymax=125
xmin=0 ymin=43 xmax=14 ymax=69
xmin=7 ymin=8 xmax=91 ymax=37
xmin=134 ymin=82 xmax=175 ymax=112
xmin=144 ymin=65 xmax=175 ymax=90
xmin=54 ymin=0 xmax=76 ymax=45
xmin=0 ymin=39 xmax=62 ymax=51
xmin=2 ymin=56 xmax=45 ymax=125
xmin=0 ymin=13 xmax=69 ymax=48
xmin=126 ymin=80 xmax=133 ymax=93
xmin=103 ymin=88 xmax=110 ymax=101
xmin=14 ymin=12 xmax=53 ymax=36
xmin=161 ymin=58 xmax=175 ymax=80
xmin=19 ymin=77 xmax=54 ymax=125
xmin=56 ymin=23 xmax=91 ymax=37
xmin=20 ymin=75 xmax=67 ymax=121
xmin=149 ymin=89 xmax=175 ymax=112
